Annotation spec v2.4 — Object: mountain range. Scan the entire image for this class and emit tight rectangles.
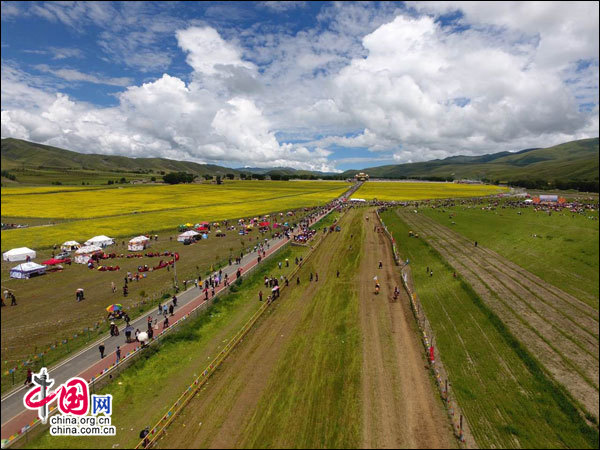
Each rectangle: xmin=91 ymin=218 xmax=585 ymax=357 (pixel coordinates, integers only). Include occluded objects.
xmin=1 ymin=137 xmax=598 ymax=189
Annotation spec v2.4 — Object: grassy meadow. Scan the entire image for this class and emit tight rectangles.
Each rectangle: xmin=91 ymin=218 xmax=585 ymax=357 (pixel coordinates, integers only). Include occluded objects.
xmin=422 ymin=204 xmax=599 ymax=308
xmin=1 ymin=181 xmax=349 ymax=251
xmin=351 ymin=181 xmax=508 ymax=201
xmin=380 ymin=209 xmax=598 ymax=448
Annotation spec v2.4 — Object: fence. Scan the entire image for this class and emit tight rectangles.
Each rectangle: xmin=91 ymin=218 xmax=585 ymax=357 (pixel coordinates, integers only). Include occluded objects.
xmin=135 ymin=208 xmax=342 ymax=449
xmin=375 ymin=209 xmax=476 ymax=448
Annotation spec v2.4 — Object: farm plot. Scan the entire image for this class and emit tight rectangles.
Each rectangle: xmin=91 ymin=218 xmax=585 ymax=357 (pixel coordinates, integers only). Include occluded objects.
xmin=380 ymin=209 xmax=598 ymax=448
xmin=1 ymin=181 xmax=350 ymax=251
xmin=399 ymin=210 xmax=599 ymax=419
xmin=351 ymin=181 xmax=507 ymax=201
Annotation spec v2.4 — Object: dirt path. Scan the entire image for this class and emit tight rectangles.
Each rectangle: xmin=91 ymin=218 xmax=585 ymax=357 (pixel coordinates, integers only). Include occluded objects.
xmin=359 ymin=210 xmax=455 ymax=448
xmin=399 ymin=210 xmax=599 ymax=419
xmin=159 ymin=210 xmax=355 ymax=448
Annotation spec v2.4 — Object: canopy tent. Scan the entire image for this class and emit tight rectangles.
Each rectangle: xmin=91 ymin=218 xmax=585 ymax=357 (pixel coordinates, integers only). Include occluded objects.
xmin=84 ymin=235 xmax=114 ymax=247
xmin=259 ymin=221 xmax=270 ymax=227
xmin=3 ymin=247 xmax=36 ymax=262
xmin=177 ymin=230 xmax=199 ymax=242
xmin=128 ymin=235 xmax=150 ymax=251
xmin=74 ymin=245 xmax=102 ymax=264
xmin=61 ymin=241 xmax=81 ymax=251
xmin=10 ymin=262 xmax=46 ymax=279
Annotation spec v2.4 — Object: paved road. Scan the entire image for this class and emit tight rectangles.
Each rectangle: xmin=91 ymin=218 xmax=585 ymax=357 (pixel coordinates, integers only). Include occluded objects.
xmin=0 ymin=207 xmax=335 ymax=441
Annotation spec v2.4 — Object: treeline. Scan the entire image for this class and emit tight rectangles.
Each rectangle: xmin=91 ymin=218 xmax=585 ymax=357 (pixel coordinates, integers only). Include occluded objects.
xmin=1 ymin=170 xmax=17 ymax=181
xmin=506 ymin=178 xmax=599 ymax=193
xmin=163 ymin=172 xmax=197 ymax=184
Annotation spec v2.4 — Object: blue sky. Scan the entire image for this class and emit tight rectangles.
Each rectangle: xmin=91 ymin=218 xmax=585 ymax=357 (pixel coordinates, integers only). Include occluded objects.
xmin=1 ymin=1 xmax=598 ymax=172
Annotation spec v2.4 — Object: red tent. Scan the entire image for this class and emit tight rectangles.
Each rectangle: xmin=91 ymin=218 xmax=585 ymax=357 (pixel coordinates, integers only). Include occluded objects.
xmin=42 ymin=257 xmax=71 ymax=265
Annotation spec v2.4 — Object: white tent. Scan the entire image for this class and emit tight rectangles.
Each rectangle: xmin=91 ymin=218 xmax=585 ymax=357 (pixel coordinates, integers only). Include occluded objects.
xmin=3 ymin=247 xmax=36 ymax=262
xmin=10 ymin=262 xmax=46 ymax=279
xmin=84 ymin=235 xmax=114 ymax=247
xmin=177 ymin=230 xmax=199 ymax=242
xmin=128 ymin=235 xmax=150 ymax=251
xmin=74 ymin=245 xmax=102 ymax=264
xmin=61 ymin=240 xmax=81 ymax=251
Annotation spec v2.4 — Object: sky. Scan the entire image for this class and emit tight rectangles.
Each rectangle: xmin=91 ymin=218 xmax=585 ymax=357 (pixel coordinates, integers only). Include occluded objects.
xmin=1 ymin=1 xmax=598 ymax=172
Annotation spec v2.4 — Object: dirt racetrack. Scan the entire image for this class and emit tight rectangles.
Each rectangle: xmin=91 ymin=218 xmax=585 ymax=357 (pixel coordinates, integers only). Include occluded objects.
xmin=399 ymin=210 xmax=599 ymax=419
xmin=359 ymin=210 xmax=456 ymax=448
xmin=159 ymin=208 xmax=455 ymax=448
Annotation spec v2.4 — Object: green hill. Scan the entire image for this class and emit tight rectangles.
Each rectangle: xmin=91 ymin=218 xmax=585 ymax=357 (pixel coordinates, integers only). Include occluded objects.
xmin=342 ymin=138 xmax=599 ymax=189
xmin=1 ymin=138 xmax=240 ymax=185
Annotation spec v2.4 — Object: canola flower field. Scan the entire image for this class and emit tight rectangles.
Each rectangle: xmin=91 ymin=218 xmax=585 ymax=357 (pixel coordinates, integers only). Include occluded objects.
xmin=351 ymin=181 xmax=509 ymax=201
xmin=1 ymin=181 xmax=350 ymax=251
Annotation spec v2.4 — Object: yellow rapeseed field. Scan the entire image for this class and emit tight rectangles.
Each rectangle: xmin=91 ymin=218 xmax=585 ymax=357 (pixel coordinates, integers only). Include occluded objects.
xmin=1 ymin=181 xmax=349 ymax=219
xmin=1 ymin=181 xmax=350 ymax=250
xmin=351 ymin=181 xmax=508 ymax=201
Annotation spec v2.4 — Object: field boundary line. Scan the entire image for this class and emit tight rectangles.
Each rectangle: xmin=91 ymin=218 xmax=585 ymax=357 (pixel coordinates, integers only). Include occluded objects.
xmin=376 ymin=207 xmax=476 ymax=448
xmin=135 ymin=207 xmax=343 ymax=449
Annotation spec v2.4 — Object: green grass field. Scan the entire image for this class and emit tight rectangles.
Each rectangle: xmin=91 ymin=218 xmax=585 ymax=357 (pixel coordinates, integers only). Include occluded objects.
xmin=351 ymin=181 xmax=508 ymax=201
xmin=237 ymin=211 xmax=363 ymax=448
xmin=22 ymin=245 xmax=308 ymax=449
xmin=380 ymin=209 xmax=598 ymax=448
xmin=422 ymin=204 xmax=599 ymax=308
xmin=1 ymin=181 xmax=350 ymax=251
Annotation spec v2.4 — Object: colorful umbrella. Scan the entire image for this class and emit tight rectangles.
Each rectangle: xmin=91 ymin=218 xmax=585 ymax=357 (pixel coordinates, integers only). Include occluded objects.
xmin=106 ymin=304 xmax=123 ymax=312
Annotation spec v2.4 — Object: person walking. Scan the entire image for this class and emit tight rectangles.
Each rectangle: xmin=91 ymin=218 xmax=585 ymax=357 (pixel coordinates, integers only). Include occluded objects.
xmin=315 ymin=272 xmax=318 ymax=282
xmin=172 ymin=295 xmax=178 ymax=307
xmin=310 ymin=273 xmax=313 ymax=282
xmin=25 ymin=368 xmax=32 ymax=386
xmin=169 ymin=303 xmax=174 ymax=316
xmin=259 ymin=290 xmax=263 ymax=302
xmin=99 ymin=343 xmax=105 ymax=359
xmin=147 ymin=316 xmax=152 ymax=330
xmin=336 ymin=270 xmax=340 ymax=278
xmin=297 ymin=276 xmax=300 ymax=285
xmin=10 ymin=292 xmax=17 ymax=306
xmin=474 ymin=241 xmax=478 ymax=247
xmin=163 ymin=316 xmax=169 ymax=329
xmin=111 ymin=281 xmax=116 ymax=293
xmin=157 ymin=302 xmax=162 ymax=315
xmin=116 ymin=346 xmax=121 ymax=364
xmin=162 ymin=304 xmax=168 ymax=316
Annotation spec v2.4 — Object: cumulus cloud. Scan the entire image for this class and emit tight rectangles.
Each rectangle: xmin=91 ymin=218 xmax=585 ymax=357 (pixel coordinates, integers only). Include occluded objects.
xmin=1 ymin=2 xmax=598 ymax=170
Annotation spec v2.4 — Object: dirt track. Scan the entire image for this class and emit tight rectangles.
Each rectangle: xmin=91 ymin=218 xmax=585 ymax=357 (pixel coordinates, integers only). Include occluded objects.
xmin=399 ymin=210 xmax=599 ymax=418
xmin=160 ymin=208 xmax=455 ymax=448
xmin=359 ymin=210 xmax=455 ymax=448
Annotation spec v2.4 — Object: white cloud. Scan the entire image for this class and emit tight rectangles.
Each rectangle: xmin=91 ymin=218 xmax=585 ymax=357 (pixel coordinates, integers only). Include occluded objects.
xmin=34 ymin=65 xmax=132 ymax=87
xmin=176 ymin=26 xmax=256 ymax=76
xmin=2 ymin=2 xmax=598 ymax=170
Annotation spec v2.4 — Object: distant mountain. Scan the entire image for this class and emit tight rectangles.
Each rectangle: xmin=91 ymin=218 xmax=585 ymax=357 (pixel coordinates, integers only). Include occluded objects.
xmin=342 ymin=138 xmax=599 ymax=185
xmin=236 ymin=167 xmax=337 ymax=177
xmin=1 ymin=138 xmax=241 ymax=177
